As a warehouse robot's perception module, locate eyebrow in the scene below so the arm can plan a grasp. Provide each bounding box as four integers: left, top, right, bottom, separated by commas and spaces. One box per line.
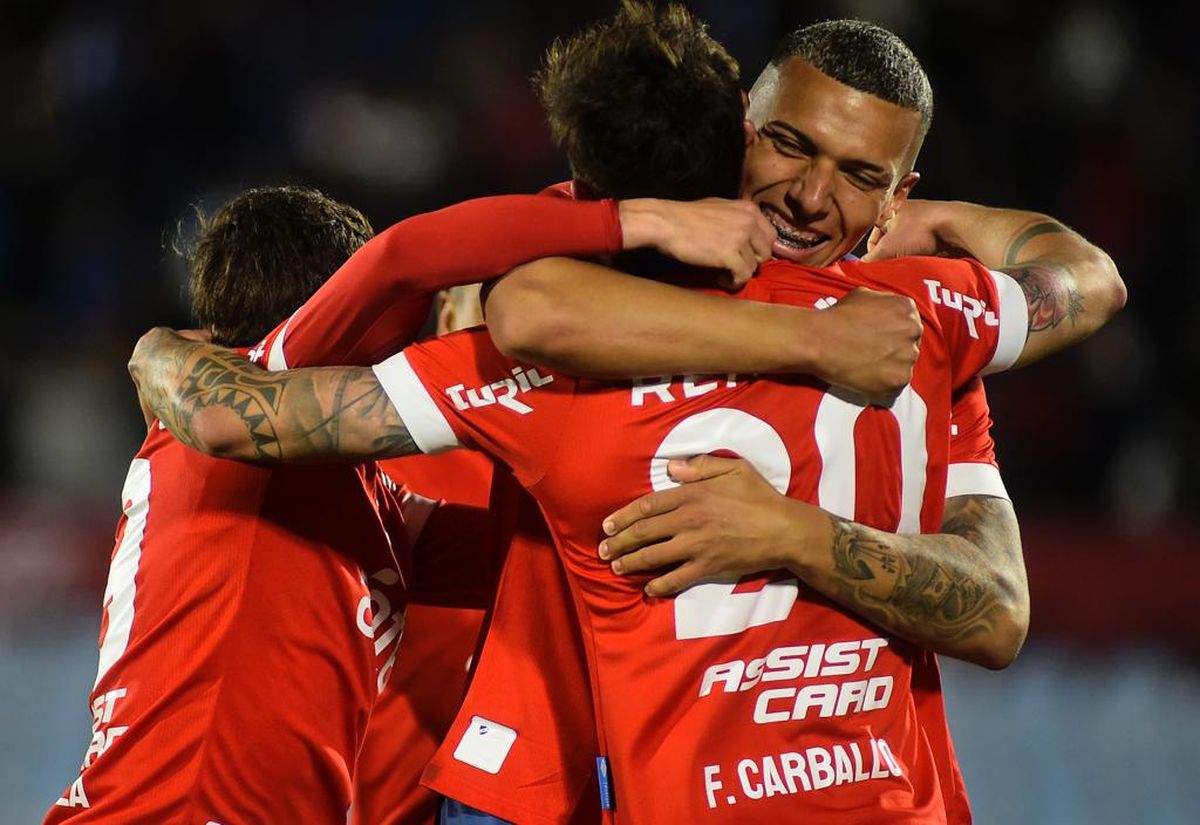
764, 120, 891, 180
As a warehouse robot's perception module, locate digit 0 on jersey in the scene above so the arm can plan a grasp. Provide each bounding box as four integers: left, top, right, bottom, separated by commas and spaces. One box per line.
375, 256, 1026, 823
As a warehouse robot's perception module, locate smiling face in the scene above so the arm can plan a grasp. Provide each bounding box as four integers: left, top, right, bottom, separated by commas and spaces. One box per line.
741, 57, 925, 267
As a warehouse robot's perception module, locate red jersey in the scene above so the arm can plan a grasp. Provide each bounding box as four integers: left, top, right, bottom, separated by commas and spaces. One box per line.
376, 256, 1026, 823
249, 191, 623, 825
422, 475, 602, 825
45, 427, 404, 824
352, 449, 496, 825
425, 380, 1006, 825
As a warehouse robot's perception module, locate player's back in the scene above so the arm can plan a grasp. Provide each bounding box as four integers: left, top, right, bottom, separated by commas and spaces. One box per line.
46, 426, 404, 824
388, 254, 1024, 823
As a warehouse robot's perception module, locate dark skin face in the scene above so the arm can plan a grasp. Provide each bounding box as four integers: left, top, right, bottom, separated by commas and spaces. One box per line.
740, 57, 925, 267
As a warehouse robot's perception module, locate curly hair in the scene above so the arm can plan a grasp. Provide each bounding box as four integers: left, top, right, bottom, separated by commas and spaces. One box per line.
535, 1, 744, 201
181, 186, 373, 347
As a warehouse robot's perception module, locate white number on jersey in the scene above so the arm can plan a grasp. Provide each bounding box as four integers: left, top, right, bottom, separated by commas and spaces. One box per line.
654, 388, 932, 641
95, 459, 151, 687
651, 409, 799, 640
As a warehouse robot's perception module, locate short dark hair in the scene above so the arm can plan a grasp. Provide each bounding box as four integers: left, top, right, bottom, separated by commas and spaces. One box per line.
535, 0, 744, 201
774, 19, 933, 135
182, 186, 373, 347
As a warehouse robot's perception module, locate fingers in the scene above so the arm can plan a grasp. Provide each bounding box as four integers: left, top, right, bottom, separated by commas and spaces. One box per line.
178, 328, 213, 343
748, 206, 777, 263
665, 454, 744, 483
602, 486, 685, 538
600, 508, 690, 562
862, 227, 885, 261
644, 561, 708, 597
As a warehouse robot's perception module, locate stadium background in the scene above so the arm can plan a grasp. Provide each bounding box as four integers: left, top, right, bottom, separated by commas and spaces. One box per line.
1, 0, 1196, 822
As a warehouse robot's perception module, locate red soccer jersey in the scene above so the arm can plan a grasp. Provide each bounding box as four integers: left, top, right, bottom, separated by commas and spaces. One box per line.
44, 427, 405, 824
351, 449, 496, 825
376, 256, 1026, 823
425, 380, 1005, 825
422, 474, 603, 825
251, 191, 623, 825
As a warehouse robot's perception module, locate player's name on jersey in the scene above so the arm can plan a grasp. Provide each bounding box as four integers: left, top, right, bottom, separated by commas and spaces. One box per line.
631, 374, 744, 407
702, 735, 904, 810
699, 638, 894, 725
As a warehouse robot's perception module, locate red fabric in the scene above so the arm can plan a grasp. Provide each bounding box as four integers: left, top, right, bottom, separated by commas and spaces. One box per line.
255, 195, 622, 371
352, 450, 496, 825
44, 429, 404, 824
248, 191, 620, 825
422, 475, 602, 825
389, 255, 1010, 823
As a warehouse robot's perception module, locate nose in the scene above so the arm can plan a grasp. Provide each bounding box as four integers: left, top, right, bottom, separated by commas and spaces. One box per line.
785, 158, 834, 219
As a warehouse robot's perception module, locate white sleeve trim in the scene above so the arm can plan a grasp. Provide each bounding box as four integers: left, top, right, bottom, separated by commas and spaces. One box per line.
372, 352, 461, 455
265, 311, 295, 371
946, 462, 1010, 501
981, 269, 1028, 375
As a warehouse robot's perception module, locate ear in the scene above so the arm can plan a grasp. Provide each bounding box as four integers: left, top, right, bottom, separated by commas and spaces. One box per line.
877, 171, 920, 229
743, 116, 756, 148
436, 291, 454, 337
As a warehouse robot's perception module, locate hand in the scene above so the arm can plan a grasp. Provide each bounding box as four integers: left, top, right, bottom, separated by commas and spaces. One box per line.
619, 197, 776, 290
808, 288, 921, 400
863, 199, 970, 262
598, 455, 832, 596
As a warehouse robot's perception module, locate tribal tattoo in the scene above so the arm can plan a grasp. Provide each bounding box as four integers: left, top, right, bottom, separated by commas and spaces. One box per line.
131, 330, 417, 462
825, 495, 1024, 652
1001, 220, 1085, 332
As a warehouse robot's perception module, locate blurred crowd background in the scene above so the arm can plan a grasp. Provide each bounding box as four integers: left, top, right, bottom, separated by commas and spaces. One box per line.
1, 0, 1197, 822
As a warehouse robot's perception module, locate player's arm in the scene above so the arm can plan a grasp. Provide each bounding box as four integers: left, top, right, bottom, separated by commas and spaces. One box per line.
129, 328, 420, 463
262, 194, 773, 368
599, 456, 1029, 670
864, 199, 1125, 367
486, 257, 922, 397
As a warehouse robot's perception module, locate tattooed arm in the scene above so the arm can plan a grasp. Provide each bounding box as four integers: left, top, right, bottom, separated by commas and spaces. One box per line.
864, 199, 1126, 367
822, 494, 1028, 669
599, 455, 1029, 669
129, 327, 419, 463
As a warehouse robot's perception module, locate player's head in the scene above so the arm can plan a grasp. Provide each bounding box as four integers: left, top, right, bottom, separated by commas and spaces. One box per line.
437, 284, 484, 335
536, 0, 744, 201
743, 19, 932, 266
183, 185, 373, 347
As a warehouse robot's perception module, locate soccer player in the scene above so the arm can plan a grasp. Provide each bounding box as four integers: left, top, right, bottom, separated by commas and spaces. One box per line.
50, 177, 813, 822
117, 16, 1032, 820
128, 221, 1029, 825
133, 8, 1123, 825
43, 187, 409, 824
427, 12, 1119, 825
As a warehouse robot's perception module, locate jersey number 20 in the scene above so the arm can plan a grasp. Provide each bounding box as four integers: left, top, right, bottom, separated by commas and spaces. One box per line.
653, 390, 928, 641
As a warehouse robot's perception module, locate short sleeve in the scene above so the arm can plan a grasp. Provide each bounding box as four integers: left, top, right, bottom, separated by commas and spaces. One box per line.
372, 329, 576, 487
945, 378, 1010, 500
919, 258, 1028, 385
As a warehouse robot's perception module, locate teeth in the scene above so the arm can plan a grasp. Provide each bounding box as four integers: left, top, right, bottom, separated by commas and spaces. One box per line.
764, 210, 826, 249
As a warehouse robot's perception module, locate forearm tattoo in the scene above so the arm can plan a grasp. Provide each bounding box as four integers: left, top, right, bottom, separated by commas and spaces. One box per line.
1002, 220, 1085, 332
826, 496, 1019, 647
135, 333, 416, 461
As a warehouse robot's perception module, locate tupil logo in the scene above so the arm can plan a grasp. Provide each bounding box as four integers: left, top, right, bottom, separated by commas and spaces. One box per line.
923, 278, 999, 339
446, 366, 553, 415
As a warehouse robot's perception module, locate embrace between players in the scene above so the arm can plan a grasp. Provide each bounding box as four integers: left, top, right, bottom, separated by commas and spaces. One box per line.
49, 3, 1124, 824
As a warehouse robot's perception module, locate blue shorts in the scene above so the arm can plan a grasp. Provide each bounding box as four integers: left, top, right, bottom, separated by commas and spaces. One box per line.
439, 797, 511, 825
